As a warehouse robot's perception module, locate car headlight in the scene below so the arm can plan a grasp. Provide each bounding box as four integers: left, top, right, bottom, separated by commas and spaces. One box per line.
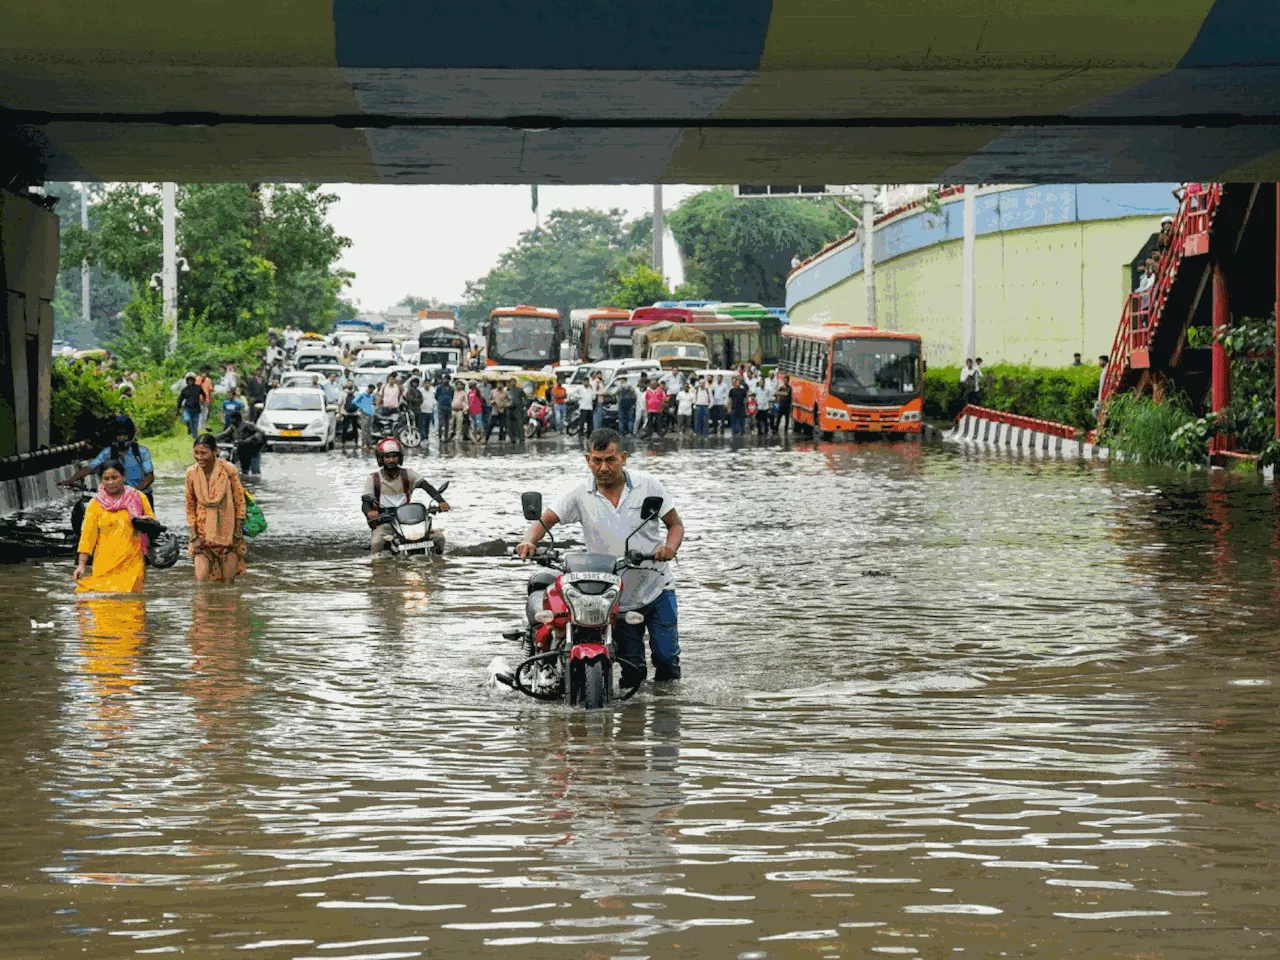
260, 421, 278, 434
309, 417, 327, 431
563, 587, 618, 627
901, 411, 921, 422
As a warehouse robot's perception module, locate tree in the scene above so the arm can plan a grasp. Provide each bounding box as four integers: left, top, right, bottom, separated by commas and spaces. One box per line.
397, 294, 450, 312
460, 208, 641, 331
668, 188, 850, 305
598, 262, 672, 310
60, 182, 353, 343
46, 182, 133, 346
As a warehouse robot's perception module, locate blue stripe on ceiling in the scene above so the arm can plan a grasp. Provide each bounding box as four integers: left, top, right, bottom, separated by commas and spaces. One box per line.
1178, 0, 1280, 67
333, 0, 774, 70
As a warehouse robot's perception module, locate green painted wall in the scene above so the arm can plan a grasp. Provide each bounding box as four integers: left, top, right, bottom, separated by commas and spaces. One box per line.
789, 215, 1162, 367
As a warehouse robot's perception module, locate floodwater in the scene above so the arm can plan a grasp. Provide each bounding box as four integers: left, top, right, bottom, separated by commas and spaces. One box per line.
2, 435, 1280, 960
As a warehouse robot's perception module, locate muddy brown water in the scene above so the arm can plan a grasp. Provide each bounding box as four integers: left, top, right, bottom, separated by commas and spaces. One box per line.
2, 436, 1279, 959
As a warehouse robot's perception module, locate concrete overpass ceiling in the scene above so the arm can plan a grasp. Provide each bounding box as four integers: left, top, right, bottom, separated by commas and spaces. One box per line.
3, 0, 1280, 183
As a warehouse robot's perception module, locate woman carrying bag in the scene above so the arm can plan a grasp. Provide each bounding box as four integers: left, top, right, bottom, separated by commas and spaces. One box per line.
74, 460, 160, 594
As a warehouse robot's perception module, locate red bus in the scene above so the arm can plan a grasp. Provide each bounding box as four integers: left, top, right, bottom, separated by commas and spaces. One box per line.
485, 305, 562, 369
779, 323, 924, 436
567, 307, 631, 364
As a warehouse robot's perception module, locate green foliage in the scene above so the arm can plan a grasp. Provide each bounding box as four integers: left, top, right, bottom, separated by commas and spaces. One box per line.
460, 208, 643, 332
64, 182, 352, 349
110, 287, 172, 369
598, 262, 672, 311
124, 375, 179, 438
50, 359, 120, 445
668, 188, 850, 305
1103, 391, 1203, 466
925, 364, 1101, 430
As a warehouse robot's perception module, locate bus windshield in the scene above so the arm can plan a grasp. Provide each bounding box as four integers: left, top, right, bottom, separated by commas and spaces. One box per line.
829, 338, 921, 406
420, 348, 460, 367
490, 315, 557, 365
587, 322, 612, 362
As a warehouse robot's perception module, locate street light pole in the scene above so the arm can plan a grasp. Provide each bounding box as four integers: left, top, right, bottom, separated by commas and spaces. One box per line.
962, 184, 977, 362
79, 183, 90, 332
863, 186, 876, 328
653, 183, 664, 282
162, 182, 178, 354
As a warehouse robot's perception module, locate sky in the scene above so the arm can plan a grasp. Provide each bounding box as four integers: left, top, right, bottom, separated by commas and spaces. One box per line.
326, 184, 709, 313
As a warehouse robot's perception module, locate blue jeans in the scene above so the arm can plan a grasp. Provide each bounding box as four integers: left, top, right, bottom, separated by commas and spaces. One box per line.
471, 413, 485, 436
616, 590, 680, 685
418, 409, 432, 438
618, 405, 635, 436
554, 403, 565, 430
730, 410, 746, 434
592, 405, 604, 430
183, 409, 200, 437
240, 448, 261, 475
693, 406, 709, 435
435, 407, 448, 435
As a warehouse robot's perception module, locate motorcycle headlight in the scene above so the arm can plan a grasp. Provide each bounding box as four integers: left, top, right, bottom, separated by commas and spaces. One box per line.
563, 587, 618, 627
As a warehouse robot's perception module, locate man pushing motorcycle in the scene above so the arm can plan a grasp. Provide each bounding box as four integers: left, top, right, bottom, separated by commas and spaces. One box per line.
517, 427, 685, 684
362, 438, 450, 554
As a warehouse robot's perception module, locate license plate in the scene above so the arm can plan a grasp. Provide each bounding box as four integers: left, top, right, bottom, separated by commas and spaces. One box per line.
280, 430, 302, 437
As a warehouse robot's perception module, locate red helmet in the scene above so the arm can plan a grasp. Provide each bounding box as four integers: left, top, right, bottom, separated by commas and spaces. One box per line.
375, 437, 403, 466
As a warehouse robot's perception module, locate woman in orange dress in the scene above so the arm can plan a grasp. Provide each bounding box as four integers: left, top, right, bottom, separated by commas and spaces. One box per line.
184, 433, 247, 583
74, 460, 157, 593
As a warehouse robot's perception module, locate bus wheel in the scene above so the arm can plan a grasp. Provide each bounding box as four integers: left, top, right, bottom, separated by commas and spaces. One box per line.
817, 407, 833, 442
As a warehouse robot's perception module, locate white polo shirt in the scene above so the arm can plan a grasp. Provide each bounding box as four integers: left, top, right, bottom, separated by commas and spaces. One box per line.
551, 469, 676, 610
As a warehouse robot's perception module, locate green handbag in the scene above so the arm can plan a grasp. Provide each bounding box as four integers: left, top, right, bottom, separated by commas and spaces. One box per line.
242, 491, 268, 538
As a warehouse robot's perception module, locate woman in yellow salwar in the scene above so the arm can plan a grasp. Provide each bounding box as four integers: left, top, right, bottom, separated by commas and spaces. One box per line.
185, 433, 247, 583
73, 460, 156, 593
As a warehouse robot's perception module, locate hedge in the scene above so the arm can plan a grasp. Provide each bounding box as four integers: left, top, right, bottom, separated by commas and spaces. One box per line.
924, 364, 1101, 431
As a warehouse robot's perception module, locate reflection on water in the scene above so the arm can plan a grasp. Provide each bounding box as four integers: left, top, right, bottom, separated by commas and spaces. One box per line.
1, 438, 1279, 958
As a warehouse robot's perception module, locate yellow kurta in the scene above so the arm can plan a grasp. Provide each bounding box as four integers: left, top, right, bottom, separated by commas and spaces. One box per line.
75, 496, 156, 594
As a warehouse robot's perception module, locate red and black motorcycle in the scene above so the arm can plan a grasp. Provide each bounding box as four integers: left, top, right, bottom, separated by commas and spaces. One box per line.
493, 491, 663, 709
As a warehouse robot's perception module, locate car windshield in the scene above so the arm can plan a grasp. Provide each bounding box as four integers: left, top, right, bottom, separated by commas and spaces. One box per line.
651, 343, 706, 359
266, 391, 325, 411
490, 315, 557, 365
420, 349, 459, 367
829, 338, 922, 406
356, 356, 397, 368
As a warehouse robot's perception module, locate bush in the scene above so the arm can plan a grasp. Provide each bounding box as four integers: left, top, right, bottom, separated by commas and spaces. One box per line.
124, 375, 178, 438
924, 363, 1101, 430
1101, 390, 1202, 465
51, 359, 120, 446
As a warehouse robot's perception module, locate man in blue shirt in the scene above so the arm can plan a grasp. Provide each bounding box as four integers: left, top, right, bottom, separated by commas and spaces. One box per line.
60, 415, 156, 505
353, 384, 377, 448
434, 378, 454, 440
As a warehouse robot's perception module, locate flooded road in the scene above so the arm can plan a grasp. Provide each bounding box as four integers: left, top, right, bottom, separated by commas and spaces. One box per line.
3, 436, 1280, 959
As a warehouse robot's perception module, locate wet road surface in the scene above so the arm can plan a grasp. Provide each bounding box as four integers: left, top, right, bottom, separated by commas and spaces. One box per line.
2, 435, 1280, 959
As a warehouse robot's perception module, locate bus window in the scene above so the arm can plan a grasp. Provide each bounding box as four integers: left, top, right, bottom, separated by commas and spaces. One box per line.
828, 338, 922, 404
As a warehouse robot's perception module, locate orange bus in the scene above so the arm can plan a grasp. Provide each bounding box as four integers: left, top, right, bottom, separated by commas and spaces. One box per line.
779, 323, 924, 437
485, 305, 562, 369
567, 307, 631, 364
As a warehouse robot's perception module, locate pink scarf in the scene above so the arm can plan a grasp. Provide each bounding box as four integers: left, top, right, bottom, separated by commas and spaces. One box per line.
95, 485, 150, 553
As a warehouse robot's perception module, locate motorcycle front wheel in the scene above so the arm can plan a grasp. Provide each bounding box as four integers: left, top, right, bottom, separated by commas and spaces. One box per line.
399, 425, 422, 448
583, 657, 609, 710
524, 420, 537, 439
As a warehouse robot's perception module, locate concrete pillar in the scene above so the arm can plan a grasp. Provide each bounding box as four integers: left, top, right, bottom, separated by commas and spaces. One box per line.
962, 185, 977, 362
652, 183, 664, 281
1275, 184, 1279, 441
863, 190, 876, 328
0, 189, 59, 457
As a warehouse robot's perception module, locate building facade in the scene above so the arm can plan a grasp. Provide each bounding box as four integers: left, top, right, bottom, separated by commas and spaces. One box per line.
785, 184, 1178, 367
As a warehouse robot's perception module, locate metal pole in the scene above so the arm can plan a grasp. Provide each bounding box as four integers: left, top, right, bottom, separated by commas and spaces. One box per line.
1212, 261, 1230, 454
962, 185, 977, 362
863, 188, 876, 327
162, 182, 177, 354
79, 183, 90, 333
1275, 183, 1279, 441
652, 183, 664, 281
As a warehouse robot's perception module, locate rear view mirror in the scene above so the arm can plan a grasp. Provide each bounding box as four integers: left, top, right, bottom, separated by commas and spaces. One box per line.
640, 495, 663, 521
521, 491, 543, 522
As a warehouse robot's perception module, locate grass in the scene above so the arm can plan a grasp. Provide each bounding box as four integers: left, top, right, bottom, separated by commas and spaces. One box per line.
925, 363, 1101, 430
1098, 391, 1200, 465
140, 423, 195, 474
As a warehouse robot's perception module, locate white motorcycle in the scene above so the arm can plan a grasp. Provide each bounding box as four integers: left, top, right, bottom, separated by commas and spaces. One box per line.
371, 481, 449, 556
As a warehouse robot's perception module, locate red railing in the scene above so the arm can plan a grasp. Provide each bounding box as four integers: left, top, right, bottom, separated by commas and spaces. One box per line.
955, 404, 1079, 439
1098, 183, 1222, 413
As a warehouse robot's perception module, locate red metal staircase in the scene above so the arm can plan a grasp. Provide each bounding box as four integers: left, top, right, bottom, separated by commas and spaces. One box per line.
1097, 184, 1222, 418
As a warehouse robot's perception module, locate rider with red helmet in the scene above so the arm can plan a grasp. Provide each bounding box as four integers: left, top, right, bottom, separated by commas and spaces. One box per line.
361, 438, 450, 554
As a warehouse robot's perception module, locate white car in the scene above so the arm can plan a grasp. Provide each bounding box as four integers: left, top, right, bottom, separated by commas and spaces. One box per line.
257, 388, 335, 451
352, 350, 400, 371
589, 358, 663, 392
295, 346, 343, 370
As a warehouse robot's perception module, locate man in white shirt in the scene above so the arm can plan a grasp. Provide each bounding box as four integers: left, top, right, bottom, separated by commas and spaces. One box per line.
517, 427, 685, 685
711, 374, 730, 432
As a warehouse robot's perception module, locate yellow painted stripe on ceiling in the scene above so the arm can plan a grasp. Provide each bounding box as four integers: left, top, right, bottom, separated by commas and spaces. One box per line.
0, 0, 339, 65
38, 124, 379, 183
756, 0, 1216, 71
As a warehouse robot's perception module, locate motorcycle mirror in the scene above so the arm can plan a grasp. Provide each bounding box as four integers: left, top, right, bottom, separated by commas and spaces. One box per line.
521, 491, 543, 522
640, 495, 663, 521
